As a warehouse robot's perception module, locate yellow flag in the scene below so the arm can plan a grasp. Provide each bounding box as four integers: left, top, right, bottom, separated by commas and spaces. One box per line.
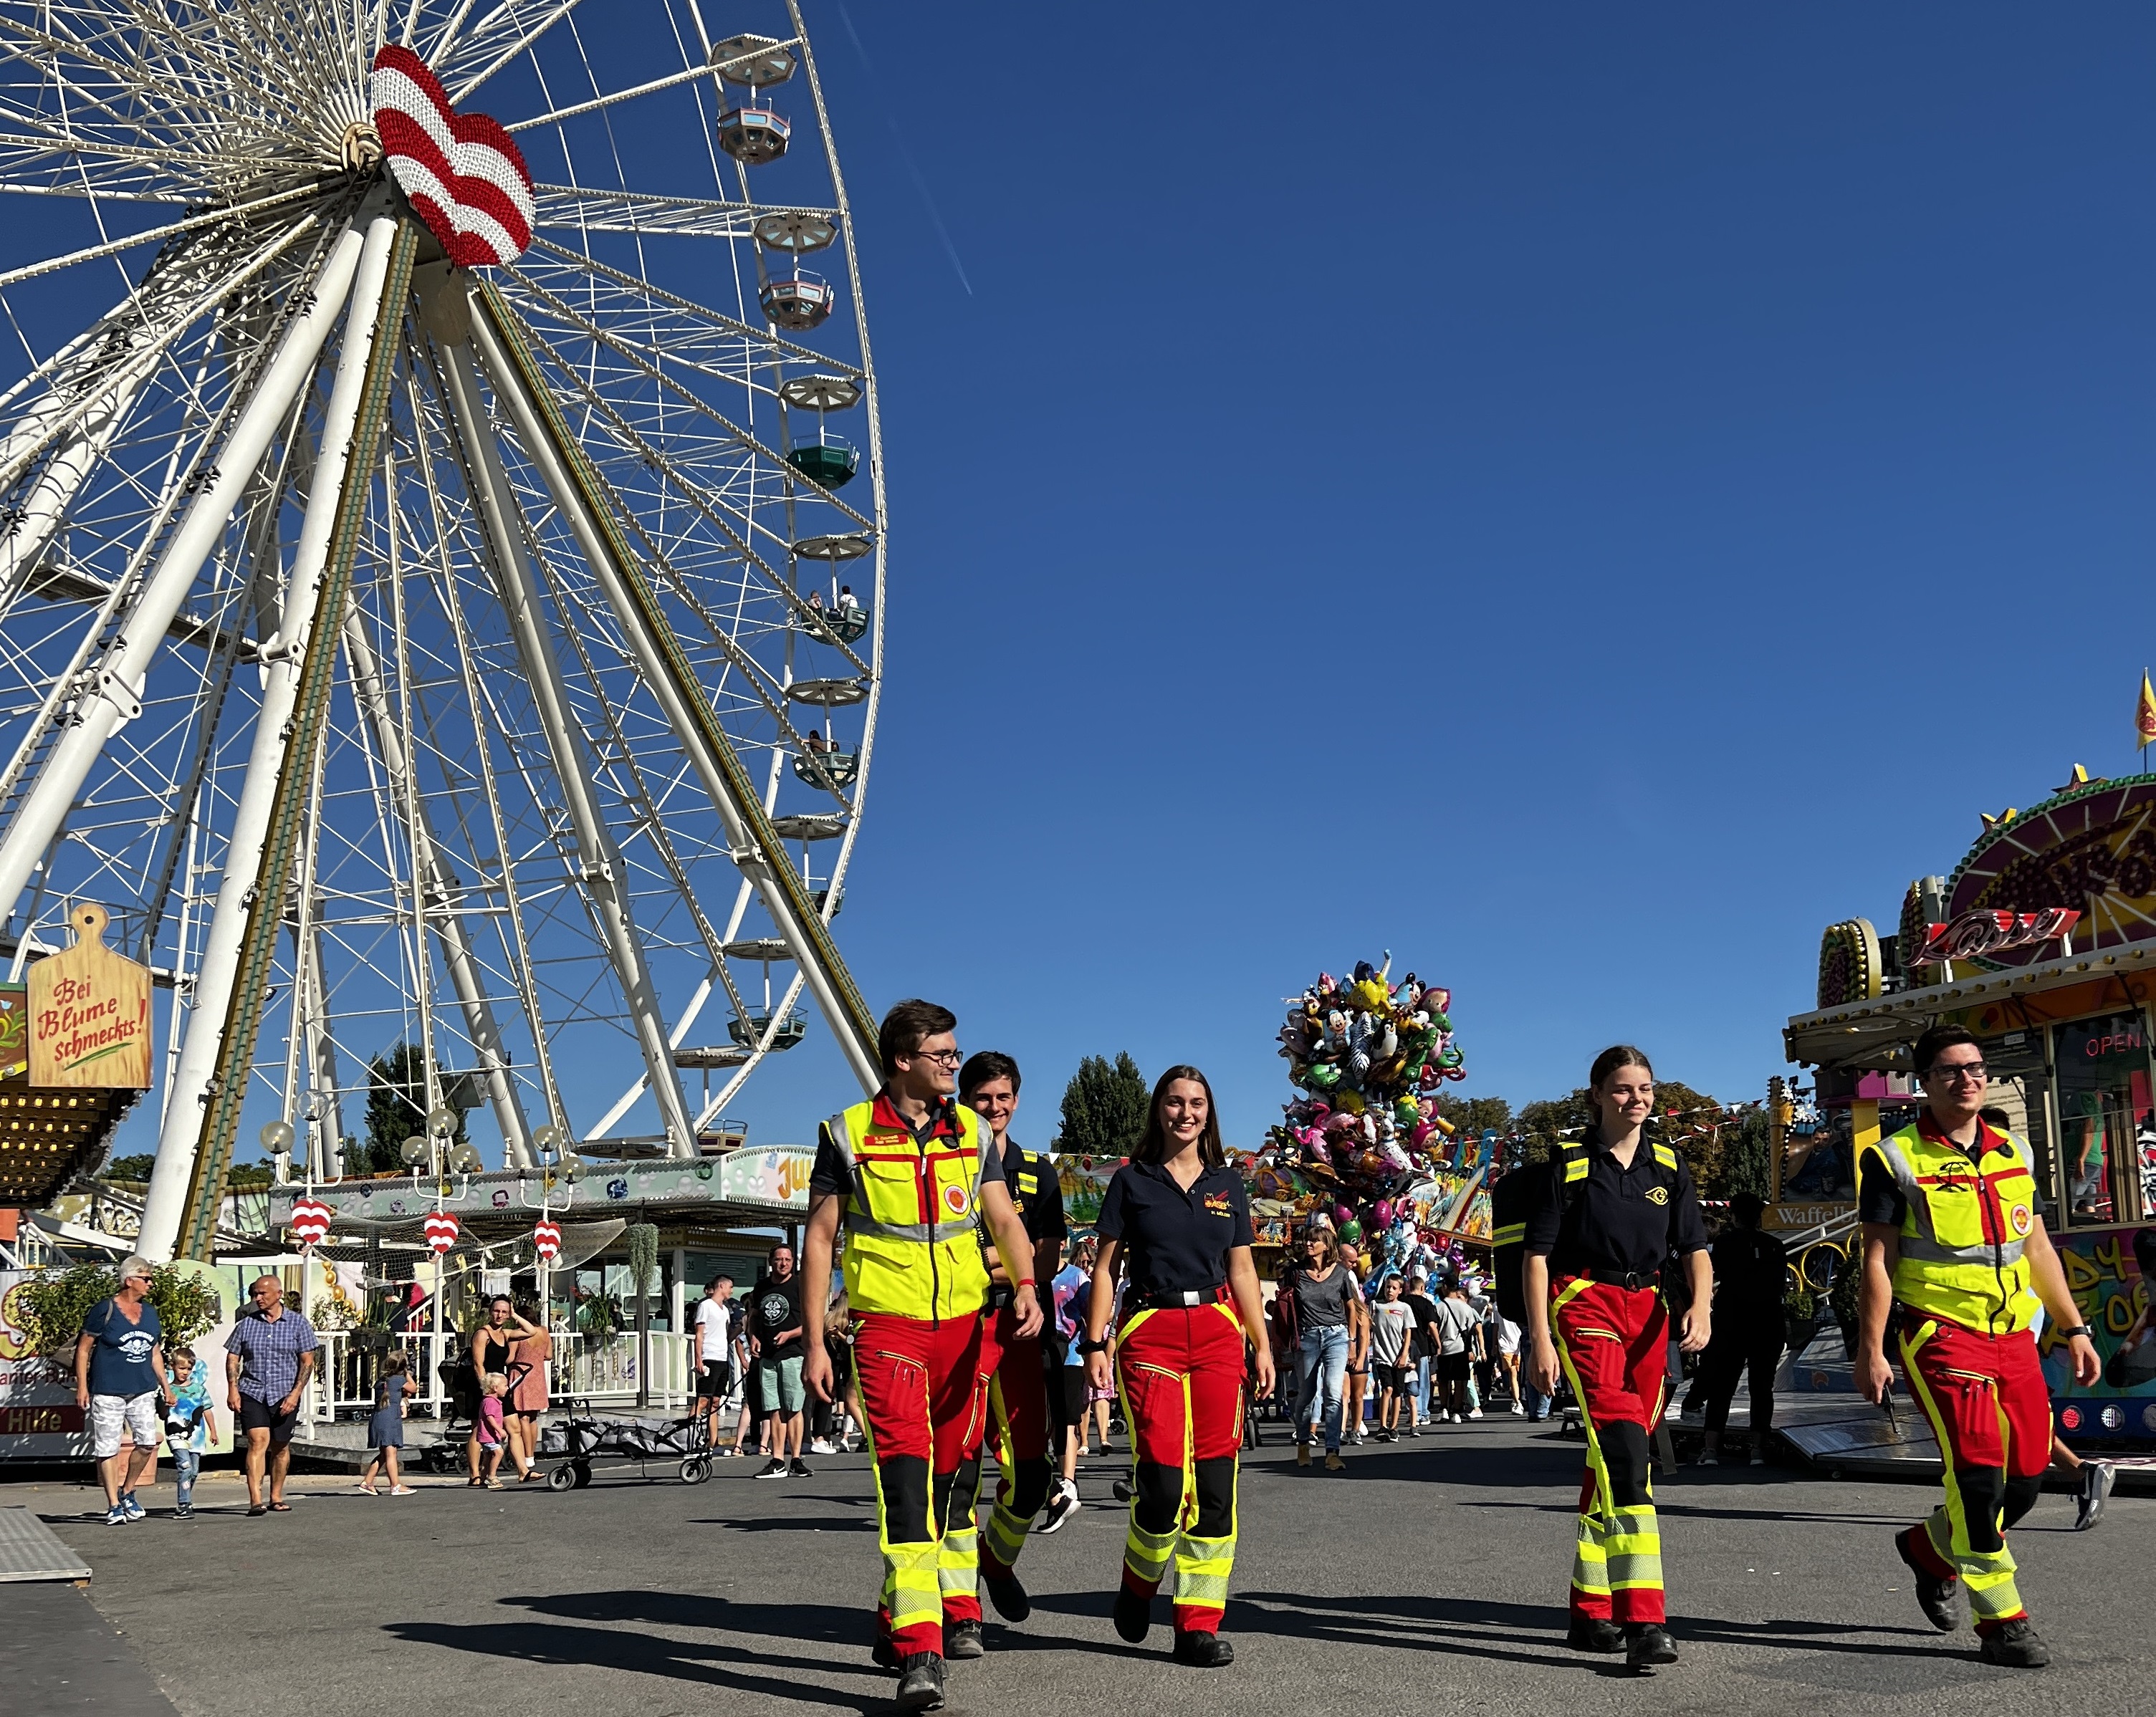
2140, 670, 2156, 751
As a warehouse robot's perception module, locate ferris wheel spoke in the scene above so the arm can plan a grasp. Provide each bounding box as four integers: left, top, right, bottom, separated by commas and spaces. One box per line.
439, 0, 588, 105
528, 184, 828, 241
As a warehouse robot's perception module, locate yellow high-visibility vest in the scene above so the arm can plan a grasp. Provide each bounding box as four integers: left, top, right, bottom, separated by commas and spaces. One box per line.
1859, 1120, 2041, 1334
824, 1097, 992, 1321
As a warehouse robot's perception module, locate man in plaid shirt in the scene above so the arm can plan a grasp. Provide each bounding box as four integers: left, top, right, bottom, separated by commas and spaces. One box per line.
224, 1276, 318, 1516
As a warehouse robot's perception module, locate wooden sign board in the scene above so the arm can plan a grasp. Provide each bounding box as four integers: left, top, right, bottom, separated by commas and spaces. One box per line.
28, 903, 152, 1087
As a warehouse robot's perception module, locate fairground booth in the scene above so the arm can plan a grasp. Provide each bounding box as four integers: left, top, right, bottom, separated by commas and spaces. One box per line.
1783, 766, 2156, 1446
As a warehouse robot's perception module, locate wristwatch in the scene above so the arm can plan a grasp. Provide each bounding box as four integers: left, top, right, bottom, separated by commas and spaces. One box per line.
1078, 1336, 1108, 1355
2060, 1324, 2094, 1341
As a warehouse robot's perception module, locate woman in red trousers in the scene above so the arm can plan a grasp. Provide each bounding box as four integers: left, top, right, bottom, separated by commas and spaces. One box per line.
1084, 1065, 1274, 1668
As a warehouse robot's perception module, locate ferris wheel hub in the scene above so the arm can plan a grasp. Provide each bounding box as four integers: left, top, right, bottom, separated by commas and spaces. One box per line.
341, 122, 384, 174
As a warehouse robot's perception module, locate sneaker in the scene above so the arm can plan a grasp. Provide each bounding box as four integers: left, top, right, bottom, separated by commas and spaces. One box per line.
1748, 1447, 1766, 1468
1374, 1428, 1396, 1443
103, 1505, 128, 1527
1467, 1408, 1485, 1420
1113, 1585, 1152, 1643
944, 1618, 984, 1659
1566, 1615, 1624, 1653
1111, 1477, 1134, 1504
1296, 1443, 1311, 1468
788, 1458, 813, 1478
120, 1493, 145, 1522
808, 1438, 835, 1455
753, 1458, 788, 1479
1325, 1451, 1345, 1471
1977, 1618, 2051, 1668
1895, 1527, 1963, 1632
1696, 1451, 1720, 1467
1510, 1402, 1526, 1416
1680, 1399, 1706, 1420
1038, 1481, 1078, 1535
2074, 1461, 2116, 1531
1405, 1423, 1421, 1438
173, 1504, 194, 1520
982, 1567, 1030, 1621
894, 1651, 947, 1711
1172, 1630, 1235, 1668
1625, 1622, 1678, 1667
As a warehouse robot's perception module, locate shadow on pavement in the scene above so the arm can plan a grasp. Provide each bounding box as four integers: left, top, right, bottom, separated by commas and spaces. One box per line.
1231, 1589, 1953, 1665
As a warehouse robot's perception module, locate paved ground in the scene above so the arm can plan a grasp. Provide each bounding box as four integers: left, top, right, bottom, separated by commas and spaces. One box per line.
5, 1419, 2146, 1717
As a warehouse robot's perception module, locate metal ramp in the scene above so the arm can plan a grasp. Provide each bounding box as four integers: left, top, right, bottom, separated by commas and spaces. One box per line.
0, 1506, 92, 1582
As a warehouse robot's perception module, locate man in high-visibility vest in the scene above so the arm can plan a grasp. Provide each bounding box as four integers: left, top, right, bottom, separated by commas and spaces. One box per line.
1856, 1023, 2102, 1670
803, 1000, 1043, 1713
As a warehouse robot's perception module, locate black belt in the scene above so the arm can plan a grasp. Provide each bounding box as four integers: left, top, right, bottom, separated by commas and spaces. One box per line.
1126, 1285, 1230, 1314
1574, 1267, 1661, 1292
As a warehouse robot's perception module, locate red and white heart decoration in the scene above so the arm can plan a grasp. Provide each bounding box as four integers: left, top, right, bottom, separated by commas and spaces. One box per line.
423, 1211, 461, 1254
532, 1219, 562, 1261
289, 1197, 332, 1247
368, 44, 536, 269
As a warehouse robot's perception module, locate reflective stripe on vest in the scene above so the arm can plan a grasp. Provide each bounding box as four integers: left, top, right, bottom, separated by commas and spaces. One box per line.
824, 1107, 981, 1244
1862, 1122, 2038, 1334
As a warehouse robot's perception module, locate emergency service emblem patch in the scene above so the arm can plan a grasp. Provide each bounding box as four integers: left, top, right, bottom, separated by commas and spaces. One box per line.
942, 1182, 969, 1217
2011, 1203, 2033, 1236
1204, 1193, 1232, 1216
1644, 1185, 1669, 1206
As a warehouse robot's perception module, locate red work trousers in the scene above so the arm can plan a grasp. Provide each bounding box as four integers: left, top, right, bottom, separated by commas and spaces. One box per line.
1117, 1299, 1247, 1637
978, 1300, 1052, 1580
1894, 1314, 2050, 1630
1550, 1276, 1668, 1625
854, 1309, 1002, 1657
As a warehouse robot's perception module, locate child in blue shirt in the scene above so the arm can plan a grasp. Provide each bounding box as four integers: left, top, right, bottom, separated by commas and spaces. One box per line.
163, 1346, 217, 1519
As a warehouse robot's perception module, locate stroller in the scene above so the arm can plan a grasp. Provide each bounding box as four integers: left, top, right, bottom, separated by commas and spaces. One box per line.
417, 1350, 481, 1474
541, 1395, 716, 1489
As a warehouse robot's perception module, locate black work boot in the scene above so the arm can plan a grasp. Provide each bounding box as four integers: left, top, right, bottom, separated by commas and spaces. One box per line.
1566, 1615, 1624, 1653
894, 1653, 947, 1711
1895, 1526, 1963, 1633
982, 1567, 1030, 1622
1113, 1584, 1153, 1643
1978, 1619, 2051, 1669
1172, 1630, 1235, 1667
1624, 1622, 1678, 1668
943, 1618, 984, 1659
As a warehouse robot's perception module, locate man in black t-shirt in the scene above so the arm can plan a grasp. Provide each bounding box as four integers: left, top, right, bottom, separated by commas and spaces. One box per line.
1688, 1193, 1788, 1465
748, 1246, 808, 1478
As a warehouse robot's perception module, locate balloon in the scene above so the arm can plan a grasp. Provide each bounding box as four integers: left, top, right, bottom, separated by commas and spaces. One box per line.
1372, 1198, 1394, 1228
1333, 1204, 1354, 1227
1339, 1218, 1363, 1243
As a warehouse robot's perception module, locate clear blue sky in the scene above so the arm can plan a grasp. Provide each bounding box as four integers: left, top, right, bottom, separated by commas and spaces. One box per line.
42, 4, 2156, 1165
722, 1, 2156, 1150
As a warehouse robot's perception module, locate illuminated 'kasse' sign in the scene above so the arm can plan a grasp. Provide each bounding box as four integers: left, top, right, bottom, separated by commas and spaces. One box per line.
1913, 908, 2083, 966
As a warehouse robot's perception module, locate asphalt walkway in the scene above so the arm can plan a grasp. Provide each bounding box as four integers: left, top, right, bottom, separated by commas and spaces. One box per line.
7, 1420, 2144, 1716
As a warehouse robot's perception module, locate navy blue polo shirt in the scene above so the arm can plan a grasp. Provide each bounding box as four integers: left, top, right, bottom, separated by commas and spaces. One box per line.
1523, 1129, 1708, 1279
1097, 1158, 1253, 1297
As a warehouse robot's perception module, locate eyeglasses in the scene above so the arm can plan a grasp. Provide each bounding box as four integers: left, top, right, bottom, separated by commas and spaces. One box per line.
905, 1049, 962, 1068
1926, 1062, 1988, 1086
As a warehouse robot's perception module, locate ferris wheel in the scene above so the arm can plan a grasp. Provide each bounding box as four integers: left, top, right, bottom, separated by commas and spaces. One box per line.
0, 0, 889, 1259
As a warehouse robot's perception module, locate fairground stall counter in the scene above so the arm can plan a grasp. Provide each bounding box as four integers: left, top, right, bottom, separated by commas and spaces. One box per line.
1784, 768, 2156, 1447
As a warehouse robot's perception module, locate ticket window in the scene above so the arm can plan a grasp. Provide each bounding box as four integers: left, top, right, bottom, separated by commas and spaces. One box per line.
2051, 1012, 2155, 1226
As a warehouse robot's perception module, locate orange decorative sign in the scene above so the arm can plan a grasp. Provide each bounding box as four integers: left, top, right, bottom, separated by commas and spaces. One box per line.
28, 903, 151, 1087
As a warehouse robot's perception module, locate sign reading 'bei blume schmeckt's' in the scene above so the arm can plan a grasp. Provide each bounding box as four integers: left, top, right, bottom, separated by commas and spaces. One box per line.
28, 903, 150, 1087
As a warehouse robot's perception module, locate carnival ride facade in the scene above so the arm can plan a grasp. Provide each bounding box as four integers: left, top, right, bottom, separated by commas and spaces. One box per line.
1251, 954, 1494, 1285
0, 0, 888, 1259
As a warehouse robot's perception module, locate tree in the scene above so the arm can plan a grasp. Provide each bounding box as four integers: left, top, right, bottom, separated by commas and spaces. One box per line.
1515, 1078, 1728, 1185
1718, 1109, 1773, 1203
1429, 1094, 1514, 1139
100, 1152, 159, 1185
360, 1042, 466, 1174
15, 1261, 221, 1361
1055, 1053, 1149, 1159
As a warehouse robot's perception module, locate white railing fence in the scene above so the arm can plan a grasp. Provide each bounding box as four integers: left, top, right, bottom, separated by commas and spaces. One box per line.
308, 1328, 696, 1422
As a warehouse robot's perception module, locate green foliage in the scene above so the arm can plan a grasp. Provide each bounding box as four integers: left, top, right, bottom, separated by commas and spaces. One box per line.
1719, 1110, 1773, 1202
1429, 1094, 1514, 1138
15, 1262, 221, 1361
575, 1289, 622, 1337
361, 1042, 466, 1174
100, 1152, 159, 1185
226, 1162, 274, 1188
1518, 1088, 1593, 1150
1515, 1078, 1730, 1187
1055, 1052, 1149, 1159
626, 1224, 660, 1304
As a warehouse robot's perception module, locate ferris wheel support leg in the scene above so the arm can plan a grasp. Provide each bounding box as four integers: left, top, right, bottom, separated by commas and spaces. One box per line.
0, 215, 373, 928
465, 288, 883, 1097
427, 324, 700, 1159
138, 207, 407, 1264
341, 602, 536, 1168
